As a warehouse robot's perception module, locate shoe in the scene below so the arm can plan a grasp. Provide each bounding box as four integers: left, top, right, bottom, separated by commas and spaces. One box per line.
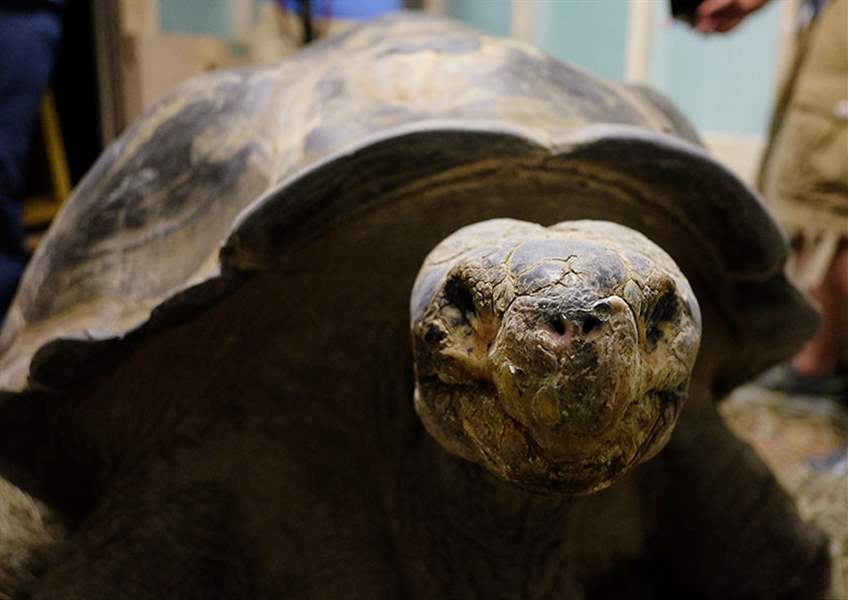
808, 445, 848, 475
757, 364, 848, 401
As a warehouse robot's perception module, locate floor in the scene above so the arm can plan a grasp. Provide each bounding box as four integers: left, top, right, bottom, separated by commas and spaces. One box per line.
721, 384, 848, 599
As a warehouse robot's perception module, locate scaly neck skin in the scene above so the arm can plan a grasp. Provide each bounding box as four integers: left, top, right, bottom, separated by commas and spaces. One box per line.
396, 433, 585, 599
687, 293, 728, 409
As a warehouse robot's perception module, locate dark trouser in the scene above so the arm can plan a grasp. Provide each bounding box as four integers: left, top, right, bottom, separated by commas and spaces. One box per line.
0, 3, 63, 317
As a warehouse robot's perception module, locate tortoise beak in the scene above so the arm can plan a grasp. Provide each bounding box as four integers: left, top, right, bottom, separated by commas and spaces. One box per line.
488, 293, 641, 457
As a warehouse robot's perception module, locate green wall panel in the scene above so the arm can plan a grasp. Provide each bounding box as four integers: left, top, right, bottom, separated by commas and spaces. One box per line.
649, 1, 782, 135
445, 0, 512, 36
534, 0, 629, 80
160, 0, 233, 37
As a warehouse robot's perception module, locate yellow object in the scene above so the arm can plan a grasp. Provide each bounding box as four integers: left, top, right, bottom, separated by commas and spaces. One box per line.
23, 90, 71, 228
41, 90, 71, 202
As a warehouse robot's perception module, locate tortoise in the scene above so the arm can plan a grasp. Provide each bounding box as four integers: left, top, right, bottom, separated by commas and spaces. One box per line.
0, 13, 831, 600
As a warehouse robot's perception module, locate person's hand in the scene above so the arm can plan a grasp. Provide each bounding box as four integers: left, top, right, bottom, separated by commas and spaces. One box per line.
694, 0, 771, 33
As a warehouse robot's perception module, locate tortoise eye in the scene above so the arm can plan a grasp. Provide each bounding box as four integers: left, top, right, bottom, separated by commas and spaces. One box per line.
444, 276, 476, 317
646, 289, 678, 349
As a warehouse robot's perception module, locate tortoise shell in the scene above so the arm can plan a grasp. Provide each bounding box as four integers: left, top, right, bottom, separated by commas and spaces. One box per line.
0, 13, 813, 396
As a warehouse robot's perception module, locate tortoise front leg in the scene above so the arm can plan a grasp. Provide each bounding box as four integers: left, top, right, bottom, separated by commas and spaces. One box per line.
0, 390, 72, 599
27, 423, 409, 600
648, 390, 830, 600
30, 469, 255, 600
0, 477, 66, 599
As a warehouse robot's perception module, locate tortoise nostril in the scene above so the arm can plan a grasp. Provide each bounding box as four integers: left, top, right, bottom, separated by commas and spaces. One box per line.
592, 300, 611, 315
549, 316, 567, 336
582, 315, 602, 335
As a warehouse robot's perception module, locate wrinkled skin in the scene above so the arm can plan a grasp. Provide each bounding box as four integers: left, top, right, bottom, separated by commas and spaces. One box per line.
0, 218, 829, 600
412, 219, 701, 494
0, 10, 829, 597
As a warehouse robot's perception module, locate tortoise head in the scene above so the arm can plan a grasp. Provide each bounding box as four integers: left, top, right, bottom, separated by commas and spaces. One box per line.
411, 219, 701, 494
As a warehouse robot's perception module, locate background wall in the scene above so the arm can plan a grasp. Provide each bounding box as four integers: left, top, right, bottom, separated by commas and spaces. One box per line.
444, 0, 511, 35
529, 1, 631, 80
440, 0, 795, 183
647, 0, 784, 181
122, 0, 792, 183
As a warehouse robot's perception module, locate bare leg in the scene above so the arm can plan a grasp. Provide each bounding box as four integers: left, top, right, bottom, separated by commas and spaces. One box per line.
792, 246, 848, 376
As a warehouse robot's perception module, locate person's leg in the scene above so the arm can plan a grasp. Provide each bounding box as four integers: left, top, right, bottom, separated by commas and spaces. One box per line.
791, 245, 848, 377
0, 4, 64, 318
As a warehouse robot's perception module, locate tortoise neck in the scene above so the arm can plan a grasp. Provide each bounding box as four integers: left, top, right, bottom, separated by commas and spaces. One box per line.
689, 295, 729, 402
432, 444, 579, 536
395, 435, 582, 597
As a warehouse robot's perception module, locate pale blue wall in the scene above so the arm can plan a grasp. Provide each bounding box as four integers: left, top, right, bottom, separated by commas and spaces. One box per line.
159, 0, 782, 136
648, 0, 782, 135
534, 0, 629, 80
442, 0, 782, 136
160, 0, 233, 37
444, 0, 511, 36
